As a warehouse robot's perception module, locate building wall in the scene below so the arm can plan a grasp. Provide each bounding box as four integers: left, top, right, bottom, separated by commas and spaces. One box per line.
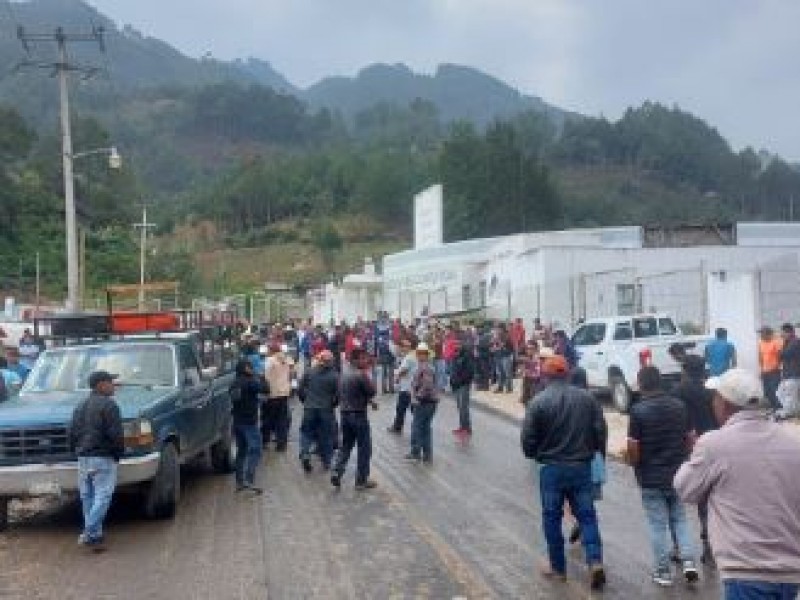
380, 225, 800, 332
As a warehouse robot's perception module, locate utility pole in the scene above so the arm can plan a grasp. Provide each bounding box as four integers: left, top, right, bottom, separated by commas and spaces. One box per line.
134, 206, 156, 310
15, 26, 105, 312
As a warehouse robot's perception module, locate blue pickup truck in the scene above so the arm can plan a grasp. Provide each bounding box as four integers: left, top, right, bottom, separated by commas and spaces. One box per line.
0, 322, 239, 530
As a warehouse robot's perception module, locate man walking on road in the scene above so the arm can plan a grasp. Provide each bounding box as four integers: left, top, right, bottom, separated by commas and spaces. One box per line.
675, 368, 800, 600
331, 348, 379, 490
230, 360, 267, 494
626, 366, 699, 587
520, 355, 607, 590
449, 337, 475, 439
297, 350, 340, 473
263, 345, 293, 451
406, 343, 439, 464
69, 371, 124, 551
387, 340, 416, 434
671, 357, 718, 564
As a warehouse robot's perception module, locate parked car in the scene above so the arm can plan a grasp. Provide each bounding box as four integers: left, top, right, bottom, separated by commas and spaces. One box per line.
571, 313, 707, 412
0, 315, 239, 530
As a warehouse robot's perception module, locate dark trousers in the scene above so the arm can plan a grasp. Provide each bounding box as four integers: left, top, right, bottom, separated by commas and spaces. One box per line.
380, 362, 395, 393
724, 580, 799, 600
299, 407, 334, 468
475, 357, 492, 390
261, 398, 289, 448
335, 411, 372, 484
540, 462, 603, 574
762, 370, 781, 410
233, 422, 262, 486
391, 391, 412, 431
410, 402, 437, 460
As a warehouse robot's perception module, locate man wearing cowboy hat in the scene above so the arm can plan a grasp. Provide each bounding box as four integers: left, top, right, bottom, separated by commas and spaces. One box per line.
297, 349, 340, 473
675, 368, 800, 599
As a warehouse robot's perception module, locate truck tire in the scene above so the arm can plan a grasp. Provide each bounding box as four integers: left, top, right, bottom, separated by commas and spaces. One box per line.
144, 443, 180, 519
210, 422, 234, 474
611, 378, 632, 413
0, 497, 9, 531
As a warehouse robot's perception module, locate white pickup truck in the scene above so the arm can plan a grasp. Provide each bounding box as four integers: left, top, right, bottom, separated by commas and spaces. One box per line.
571, 314, 707, 413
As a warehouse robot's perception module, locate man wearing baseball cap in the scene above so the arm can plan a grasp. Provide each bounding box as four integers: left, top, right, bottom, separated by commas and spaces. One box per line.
69, 371, 124, 552
521, 355, 608, 591
675, 368, 800, 599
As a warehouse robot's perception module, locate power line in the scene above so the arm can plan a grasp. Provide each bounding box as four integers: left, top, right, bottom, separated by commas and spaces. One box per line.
14, 24, 106, 311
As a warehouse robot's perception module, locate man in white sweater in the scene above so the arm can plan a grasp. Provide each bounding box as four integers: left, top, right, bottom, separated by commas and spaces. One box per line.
674, 368, 800, 600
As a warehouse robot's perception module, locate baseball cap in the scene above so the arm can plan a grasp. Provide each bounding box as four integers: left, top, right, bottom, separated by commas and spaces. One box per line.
88, 370, 118, 388
416, 342, 430, 353
542, 355, 569, 377
539, 346, 556, 359
705, 368, 765, 409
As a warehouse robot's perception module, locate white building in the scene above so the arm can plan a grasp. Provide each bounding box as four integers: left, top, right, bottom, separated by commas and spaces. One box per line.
311, 258, 383, 325
381, 223, 800, 335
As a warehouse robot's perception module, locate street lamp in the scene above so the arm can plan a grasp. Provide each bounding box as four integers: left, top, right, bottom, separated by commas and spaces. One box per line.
63, 145, 121, 311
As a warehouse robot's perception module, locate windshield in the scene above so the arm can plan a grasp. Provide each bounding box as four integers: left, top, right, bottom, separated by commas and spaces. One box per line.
22, 343, 176, 393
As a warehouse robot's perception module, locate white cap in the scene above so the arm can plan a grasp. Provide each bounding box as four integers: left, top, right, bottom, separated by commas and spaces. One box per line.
705, 368, 765, 410
416, 342, 430, 353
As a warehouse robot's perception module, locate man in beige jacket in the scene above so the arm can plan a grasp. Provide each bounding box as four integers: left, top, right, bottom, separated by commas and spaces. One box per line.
674, 368, 800, 600
263, 345, 294, 451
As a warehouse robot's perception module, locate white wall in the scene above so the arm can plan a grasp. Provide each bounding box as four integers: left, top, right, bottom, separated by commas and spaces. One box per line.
707, 272, 759, 372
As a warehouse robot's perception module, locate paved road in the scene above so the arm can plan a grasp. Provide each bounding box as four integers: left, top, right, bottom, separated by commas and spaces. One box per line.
0, 395, 721, 599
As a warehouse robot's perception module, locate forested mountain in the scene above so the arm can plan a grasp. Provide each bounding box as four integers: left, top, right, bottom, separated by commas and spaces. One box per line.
1, 0, 799, 299
305, 63, 569, 127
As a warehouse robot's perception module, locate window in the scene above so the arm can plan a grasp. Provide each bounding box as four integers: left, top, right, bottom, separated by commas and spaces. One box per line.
478, 280, 487, 307
616, 284, 642, 316
572, 323, 607, 346
613, 322, 633, 341
633, 317, 658, 338
462, 284, 472, 310
658, 318, 678, 336
178, 343, 202, 387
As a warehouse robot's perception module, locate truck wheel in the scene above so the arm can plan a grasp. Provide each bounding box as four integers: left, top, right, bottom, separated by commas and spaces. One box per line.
210, 423, 235, 474
144, 443, 180, 519
611, 378, 632, 413
0, 497, 9, 531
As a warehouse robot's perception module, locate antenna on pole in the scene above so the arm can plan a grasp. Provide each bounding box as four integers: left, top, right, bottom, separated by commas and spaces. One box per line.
134, 205, 157, 311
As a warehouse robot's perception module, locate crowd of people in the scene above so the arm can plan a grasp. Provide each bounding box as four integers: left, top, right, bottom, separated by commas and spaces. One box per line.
5, 310, 797, 597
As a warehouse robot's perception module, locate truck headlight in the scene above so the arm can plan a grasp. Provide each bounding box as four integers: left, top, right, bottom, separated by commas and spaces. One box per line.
123, 419, 155, 449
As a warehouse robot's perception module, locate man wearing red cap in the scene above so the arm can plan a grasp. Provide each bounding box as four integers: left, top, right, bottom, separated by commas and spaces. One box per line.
521, 355, 608, 591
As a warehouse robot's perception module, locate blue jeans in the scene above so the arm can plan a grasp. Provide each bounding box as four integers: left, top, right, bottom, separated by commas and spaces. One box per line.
391, 391, 412, 431
410, 402, 437, 460
78, 456, 117, 541
640, 488, 696, 571
724, 580, 800, 600
454, 384, 471, 432
299, 407, 334, 467
233, 422, 262, 486
335, 412, 372, 484
497, 355, 514, 392
539, 462, 603, 574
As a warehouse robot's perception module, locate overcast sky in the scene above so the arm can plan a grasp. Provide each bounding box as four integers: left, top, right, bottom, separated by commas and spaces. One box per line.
85, 0, 799, 160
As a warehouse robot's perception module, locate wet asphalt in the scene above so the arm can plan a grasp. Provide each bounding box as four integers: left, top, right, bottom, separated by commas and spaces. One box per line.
0, 393, 723, 599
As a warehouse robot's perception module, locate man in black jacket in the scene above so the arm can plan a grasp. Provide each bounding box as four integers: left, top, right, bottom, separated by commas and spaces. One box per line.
331, 348, 378, 490
520, 355, 607, 590
70, 371, 125, 551
298, 350, 340, 473
450, 338, 475, 438
231, 359, 268, 494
